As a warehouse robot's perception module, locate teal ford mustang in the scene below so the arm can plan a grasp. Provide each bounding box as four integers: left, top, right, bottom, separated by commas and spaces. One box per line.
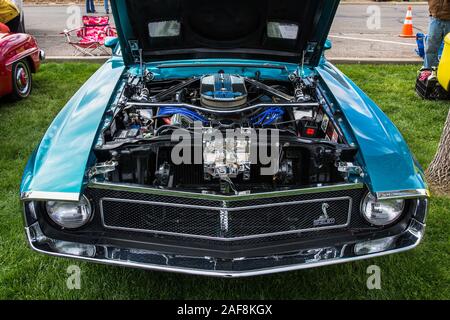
20, 0, 429, 277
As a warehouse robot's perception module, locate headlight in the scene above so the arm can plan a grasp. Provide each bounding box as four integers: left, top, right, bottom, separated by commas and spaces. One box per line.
361, 193, 405, 226
46, 195, 93, 229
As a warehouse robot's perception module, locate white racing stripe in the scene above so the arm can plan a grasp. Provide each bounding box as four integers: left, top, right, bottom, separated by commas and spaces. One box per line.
329, 35, 417, 47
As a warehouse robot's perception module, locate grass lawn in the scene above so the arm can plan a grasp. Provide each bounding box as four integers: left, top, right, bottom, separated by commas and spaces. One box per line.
0, 63, 449, 300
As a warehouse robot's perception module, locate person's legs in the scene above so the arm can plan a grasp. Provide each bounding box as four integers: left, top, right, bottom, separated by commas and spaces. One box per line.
425, 17, 445, 69
443, 20, 450, 40
87, 0, 96, 13
5, 15, 21, 33
104, 0, 109, 14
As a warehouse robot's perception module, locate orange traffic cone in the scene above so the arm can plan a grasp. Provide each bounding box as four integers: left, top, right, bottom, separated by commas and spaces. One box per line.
399, 6, 415, 38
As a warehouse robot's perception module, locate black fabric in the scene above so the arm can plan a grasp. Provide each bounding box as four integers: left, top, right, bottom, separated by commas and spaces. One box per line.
416, 74, 450, 100
5, 15, 20, 33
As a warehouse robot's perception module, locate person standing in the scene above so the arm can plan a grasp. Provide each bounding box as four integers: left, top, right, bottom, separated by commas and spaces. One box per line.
104, 0, 109, 14
424, 0, 450, 70
86, 0, 96, 14
0, 0, 20, 32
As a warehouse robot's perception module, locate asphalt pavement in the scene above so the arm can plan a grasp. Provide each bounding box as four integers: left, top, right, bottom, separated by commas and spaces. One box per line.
23, 3, 430, 60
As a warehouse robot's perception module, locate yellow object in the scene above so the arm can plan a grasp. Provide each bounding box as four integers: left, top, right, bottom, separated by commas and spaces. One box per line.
438, 33, 450, 92
0, 0, 19, 24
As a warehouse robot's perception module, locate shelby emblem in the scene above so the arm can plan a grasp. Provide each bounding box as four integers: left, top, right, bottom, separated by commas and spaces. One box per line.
313, 203, 336, 227
220, 201, 229, 235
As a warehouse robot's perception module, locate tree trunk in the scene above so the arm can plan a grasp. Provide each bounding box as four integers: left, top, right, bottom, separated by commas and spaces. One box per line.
426, 109, 450, 193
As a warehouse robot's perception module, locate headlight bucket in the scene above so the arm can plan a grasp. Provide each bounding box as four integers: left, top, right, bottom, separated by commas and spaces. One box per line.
361, 193, 405, 226
46, 195, 93, 229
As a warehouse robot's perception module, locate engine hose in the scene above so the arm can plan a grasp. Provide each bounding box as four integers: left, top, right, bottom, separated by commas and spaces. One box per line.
158, 107, 208, 125
251, 107, 285, 126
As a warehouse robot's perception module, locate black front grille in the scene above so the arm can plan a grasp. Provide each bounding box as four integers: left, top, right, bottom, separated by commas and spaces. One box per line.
101, 200, 221, 237
100, 197, 351, 239
87, 185, 370, 241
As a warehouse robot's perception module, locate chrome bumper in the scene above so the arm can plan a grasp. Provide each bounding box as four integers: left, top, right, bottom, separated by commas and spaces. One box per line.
25, 219, 425, 278
39, 50, 45, 61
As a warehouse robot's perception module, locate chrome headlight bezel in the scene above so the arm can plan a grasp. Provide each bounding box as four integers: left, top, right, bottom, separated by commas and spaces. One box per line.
360, 193, 405, 226
45, 195, 93, 229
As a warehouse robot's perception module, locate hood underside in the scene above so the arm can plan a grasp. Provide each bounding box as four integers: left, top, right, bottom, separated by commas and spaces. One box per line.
111, 0, 340, 66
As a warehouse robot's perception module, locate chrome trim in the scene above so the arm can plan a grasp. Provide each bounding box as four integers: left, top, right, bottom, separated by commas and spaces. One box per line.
99, 196, 352, 241
39, 50, 45, 61
89, 182, 365, 201
5, 48, 39, 67
126, 102, 319, 115
28, 202, 37, 220
24, 219, 425, 278
20, 191, 80, 202
376, 189, 429, 200
20, 182, 364, 203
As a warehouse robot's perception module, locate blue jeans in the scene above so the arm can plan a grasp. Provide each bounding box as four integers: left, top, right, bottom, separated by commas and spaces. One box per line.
86, 0, 95, 13
424, 17, 450, 69
104, 0, 109, 13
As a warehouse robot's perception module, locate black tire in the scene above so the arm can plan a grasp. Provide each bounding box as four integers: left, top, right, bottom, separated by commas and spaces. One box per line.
10, 60, 32, 101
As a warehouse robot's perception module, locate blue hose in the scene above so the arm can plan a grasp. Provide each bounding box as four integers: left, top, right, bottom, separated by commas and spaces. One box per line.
158, 107, 208, 125
158, 107, 283, 127
250, 107, 285, 126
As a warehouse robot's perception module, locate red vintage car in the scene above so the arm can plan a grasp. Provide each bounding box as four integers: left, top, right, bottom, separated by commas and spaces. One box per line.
0, 22, 44, 100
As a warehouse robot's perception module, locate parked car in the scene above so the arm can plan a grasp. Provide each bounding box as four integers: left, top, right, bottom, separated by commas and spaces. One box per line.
20, 0, 429, 278
0, 22, 43, 100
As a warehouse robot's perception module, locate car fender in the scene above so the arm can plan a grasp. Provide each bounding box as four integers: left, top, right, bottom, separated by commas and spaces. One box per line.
0, 33, 39, 68
0, 33, 41, 97
20, 59, 126, 201
316, 61, 427, 194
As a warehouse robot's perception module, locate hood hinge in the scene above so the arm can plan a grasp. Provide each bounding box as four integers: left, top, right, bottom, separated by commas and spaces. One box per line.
306, 42, 318, 53
128, 40, 141, 63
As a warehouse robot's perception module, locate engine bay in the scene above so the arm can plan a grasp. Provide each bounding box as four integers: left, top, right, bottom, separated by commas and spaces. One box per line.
92, 69, 360, 194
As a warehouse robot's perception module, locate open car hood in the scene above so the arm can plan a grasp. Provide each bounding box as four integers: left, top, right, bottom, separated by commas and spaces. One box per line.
111, 0, 340, 66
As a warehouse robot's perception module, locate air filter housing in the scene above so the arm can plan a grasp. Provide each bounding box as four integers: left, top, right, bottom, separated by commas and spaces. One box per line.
200, 73, 247, 108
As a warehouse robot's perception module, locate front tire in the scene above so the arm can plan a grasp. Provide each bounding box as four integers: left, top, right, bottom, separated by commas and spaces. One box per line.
10, 60, 32, 100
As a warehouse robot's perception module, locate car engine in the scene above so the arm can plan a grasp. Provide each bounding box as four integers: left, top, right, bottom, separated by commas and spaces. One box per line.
92, 70, 359, 194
